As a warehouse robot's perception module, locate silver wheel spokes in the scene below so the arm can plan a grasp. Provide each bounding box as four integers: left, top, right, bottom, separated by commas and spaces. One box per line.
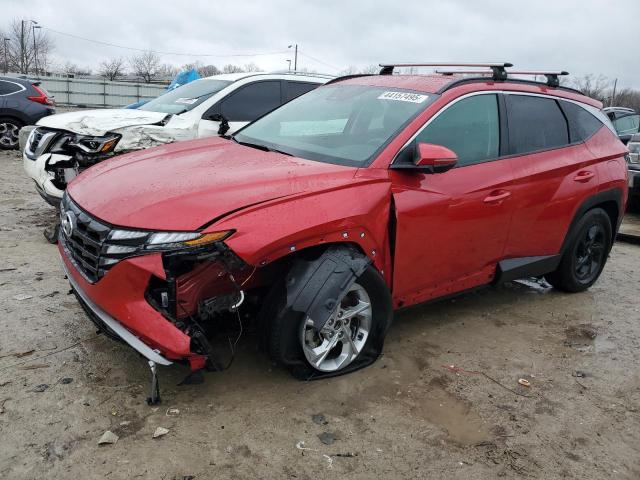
0, 123, 19, 147
301, 283, 372, 372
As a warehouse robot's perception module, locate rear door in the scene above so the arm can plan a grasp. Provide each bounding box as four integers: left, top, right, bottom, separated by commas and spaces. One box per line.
502, 94, 600, 258
391, 93, 516, 305
284, 81, 319, 102
201, 80, 283, 135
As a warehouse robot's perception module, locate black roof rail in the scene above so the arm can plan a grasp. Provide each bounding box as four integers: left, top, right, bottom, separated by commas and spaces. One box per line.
504, 70, 569, 87
435, 69, 569, 87
379, 62, 513, 80
324, 73, 375, 85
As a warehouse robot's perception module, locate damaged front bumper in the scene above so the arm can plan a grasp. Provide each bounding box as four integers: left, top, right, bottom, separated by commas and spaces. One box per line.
61, 258, 172, 366
23, 152, 69, 205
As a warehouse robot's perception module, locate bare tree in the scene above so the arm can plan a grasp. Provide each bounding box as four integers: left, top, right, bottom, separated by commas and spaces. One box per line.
157, 63, 178, 78
5, 19, 54, 74
613, 88, 640, 112
99, 57, 126, 81
130, 50, 162, 83
570, 74, 611, 103
338, 66, 357, 76
243, 62, 260, 72
359, 64, 379, 74
198, 64, 221, 76
222, 64, 244, 74
182, 61, 221, 77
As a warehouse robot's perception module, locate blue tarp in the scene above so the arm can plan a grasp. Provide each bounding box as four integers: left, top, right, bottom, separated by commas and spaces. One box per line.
167, 69, 200, 91
125, 69, 201, 108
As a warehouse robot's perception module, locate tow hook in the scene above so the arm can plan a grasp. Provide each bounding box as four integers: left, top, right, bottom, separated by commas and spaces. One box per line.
146, 360, 161, 405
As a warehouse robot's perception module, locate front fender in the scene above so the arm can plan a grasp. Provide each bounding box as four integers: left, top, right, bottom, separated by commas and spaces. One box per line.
213, 180, 393, 285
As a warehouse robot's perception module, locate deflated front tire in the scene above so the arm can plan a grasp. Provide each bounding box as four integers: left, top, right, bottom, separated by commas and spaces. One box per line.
263, 259, 393, 380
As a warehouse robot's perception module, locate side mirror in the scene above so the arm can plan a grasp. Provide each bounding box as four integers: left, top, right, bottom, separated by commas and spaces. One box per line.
415, 143, 458, 172
391, 142, 458, 173
208, 113, 230, 136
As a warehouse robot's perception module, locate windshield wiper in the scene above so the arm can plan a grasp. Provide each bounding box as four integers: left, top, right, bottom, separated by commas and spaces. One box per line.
232, 137, 292, 156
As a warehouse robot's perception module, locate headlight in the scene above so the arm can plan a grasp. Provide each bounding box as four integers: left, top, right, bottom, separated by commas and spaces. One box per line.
69, 134, 120, 154
107, 229, 233, 251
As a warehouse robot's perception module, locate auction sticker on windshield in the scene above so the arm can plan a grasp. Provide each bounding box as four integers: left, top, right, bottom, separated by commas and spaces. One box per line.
378, 91, 429, 103
174, 98, 198, 105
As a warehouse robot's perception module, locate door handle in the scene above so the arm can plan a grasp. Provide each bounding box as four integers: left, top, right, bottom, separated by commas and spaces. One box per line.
483, 190, 511, 204
574, 171, 595, 183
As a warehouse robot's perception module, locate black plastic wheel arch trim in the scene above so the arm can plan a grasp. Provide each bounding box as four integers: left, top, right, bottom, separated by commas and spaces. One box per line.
285, 246, 370, 330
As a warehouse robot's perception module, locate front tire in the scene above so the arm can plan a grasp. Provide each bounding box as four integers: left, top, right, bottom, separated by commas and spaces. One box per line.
546, 208, 612, 292
265, 263, 392, 379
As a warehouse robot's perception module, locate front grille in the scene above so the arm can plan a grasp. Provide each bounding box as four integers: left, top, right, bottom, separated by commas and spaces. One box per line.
25, 127, 59, 159
59, 196, 112, 282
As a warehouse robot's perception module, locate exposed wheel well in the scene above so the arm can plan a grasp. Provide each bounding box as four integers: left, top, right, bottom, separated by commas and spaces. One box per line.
0, 115, 26, 126
589, 200, 619, 244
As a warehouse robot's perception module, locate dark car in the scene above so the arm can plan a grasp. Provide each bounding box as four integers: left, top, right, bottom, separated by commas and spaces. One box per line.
0, 76, 55, 150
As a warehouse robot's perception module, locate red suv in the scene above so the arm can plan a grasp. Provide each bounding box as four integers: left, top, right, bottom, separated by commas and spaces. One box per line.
57, 63, 628, 395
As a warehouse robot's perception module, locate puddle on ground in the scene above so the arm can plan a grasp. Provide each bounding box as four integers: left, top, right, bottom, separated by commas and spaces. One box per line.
406, 386, 490, 445
564, 323, 615, 353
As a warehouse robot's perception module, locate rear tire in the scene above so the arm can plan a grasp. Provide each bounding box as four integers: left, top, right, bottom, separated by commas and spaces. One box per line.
263, 262, 392, 380
0, 117, 23, 150
545, 208, 612, 292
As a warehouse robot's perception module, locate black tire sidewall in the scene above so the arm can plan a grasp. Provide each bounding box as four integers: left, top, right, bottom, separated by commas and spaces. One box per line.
267, 264, 392, 380
551, 208, 612, 292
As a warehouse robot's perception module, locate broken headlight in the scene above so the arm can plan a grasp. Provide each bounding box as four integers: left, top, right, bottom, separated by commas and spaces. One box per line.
68, 134, 120, 154
106, 229, 234, 252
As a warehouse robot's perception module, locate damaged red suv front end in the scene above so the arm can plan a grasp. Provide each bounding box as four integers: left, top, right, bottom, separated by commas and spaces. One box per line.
57, 135, 367, 375
58, 193, 248, 370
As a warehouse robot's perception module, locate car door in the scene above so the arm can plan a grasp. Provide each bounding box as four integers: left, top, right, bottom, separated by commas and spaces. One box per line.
200, 80, 283, 136
284, 81, 320, 102
612, 114, 640, 144
391, 93, 516, 305
502, 94, 600, 258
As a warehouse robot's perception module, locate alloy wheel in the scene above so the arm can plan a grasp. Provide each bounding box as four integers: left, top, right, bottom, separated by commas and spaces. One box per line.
574, 223, 606, 283
0, 122, 20, 149
301, 282, 372, 372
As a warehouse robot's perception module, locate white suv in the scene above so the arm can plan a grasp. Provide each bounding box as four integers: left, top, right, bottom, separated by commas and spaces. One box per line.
22, 71, 331, 205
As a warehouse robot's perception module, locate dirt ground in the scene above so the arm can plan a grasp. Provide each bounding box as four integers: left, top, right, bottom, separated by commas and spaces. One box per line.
1, 147, 639, 480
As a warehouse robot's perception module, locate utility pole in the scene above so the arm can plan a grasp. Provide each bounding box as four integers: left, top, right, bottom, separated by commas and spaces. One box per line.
288, 44, 298, 71
21, 20, 25, 74
32, 24, 41, 76
610, 78, 618, 107
3, 38, 9, 74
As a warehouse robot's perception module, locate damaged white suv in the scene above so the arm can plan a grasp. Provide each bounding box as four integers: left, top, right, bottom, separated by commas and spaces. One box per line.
22, 71, 331, 205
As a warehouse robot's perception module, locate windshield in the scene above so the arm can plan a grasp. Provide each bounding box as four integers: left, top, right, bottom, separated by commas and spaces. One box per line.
234, 85, 435, 166
139, 79, 232, 114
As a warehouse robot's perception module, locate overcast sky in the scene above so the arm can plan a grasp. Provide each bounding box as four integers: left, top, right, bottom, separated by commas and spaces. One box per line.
2, 0, 639, 88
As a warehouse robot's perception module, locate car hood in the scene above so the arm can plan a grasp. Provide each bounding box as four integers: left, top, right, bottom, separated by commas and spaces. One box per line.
67, 137, 358, 231
36, 108, 170, 136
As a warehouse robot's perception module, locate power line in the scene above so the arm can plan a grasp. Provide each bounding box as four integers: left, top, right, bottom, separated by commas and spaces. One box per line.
298, 51, 340, 71
43, 27, 289, 58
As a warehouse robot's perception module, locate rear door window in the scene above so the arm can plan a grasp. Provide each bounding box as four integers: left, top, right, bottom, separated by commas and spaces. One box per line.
415, 93, 500, 166
0, 80, 24, 95
559, 101, 605, 142
220, 81, 282, 122
505, 95, 569, 154
285, 81, 318, 102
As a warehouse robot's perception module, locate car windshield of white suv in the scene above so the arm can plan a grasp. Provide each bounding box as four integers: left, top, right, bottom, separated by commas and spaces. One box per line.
139, 79, 232, 114
233, 85, 435, 166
